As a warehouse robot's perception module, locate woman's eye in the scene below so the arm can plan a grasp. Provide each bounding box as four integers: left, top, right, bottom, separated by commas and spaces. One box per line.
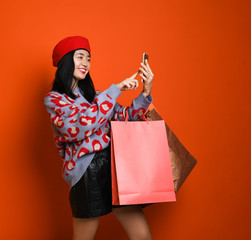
78, 57, 82, 59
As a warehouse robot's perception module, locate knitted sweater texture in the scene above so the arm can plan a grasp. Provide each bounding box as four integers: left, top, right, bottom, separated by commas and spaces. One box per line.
44, 84, 152, 186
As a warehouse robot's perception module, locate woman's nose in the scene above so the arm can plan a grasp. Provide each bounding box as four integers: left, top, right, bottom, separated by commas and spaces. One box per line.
82, 60, 88, 66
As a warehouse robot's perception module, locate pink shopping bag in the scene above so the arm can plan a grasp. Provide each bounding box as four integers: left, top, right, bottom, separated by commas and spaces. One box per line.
111, 113, 176, 205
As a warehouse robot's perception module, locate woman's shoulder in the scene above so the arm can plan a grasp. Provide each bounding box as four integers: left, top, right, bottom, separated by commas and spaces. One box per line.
44, 91, 64, 99
44, 91, 78, 108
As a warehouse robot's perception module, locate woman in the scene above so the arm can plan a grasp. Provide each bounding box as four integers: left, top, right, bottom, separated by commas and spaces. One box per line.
44, 36, 154, 240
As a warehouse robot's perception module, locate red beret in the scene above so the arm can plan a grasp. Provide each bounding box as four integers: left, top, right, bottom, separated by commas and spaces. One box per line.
52, 36, 91, 67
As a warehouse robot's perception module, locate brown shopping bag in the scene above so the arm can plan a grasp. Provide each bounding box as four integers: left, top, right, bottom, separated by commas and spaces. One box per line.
142, 104, 198, 193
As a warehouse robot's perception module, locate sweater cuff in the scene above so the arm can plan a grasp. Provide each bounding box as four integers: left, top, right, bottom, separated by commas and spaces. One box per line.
145, 93, 153, 103
139, 92, 153, 104
133, 91, 153, 110
105, 84, 122, 99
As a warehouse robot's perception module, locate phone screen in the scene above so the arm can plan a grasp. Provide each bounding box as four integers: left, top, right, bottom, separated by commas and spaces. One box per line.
142, 53, 149, 83
143, 53, 149, 64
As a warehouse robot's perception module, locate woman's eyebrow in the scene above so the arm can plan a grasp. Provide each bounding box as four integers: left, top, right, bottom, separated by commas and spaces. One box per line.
77, 53, 91, 57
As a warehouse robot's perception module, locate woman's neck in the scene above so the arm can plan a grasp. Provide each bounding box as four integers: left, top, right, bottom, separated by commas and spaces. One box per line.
72, 78, 78, 89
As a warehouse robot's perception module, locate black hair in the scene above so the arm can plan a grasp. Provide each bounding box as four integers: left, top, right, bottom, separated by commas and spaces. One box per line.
51, 49, 96, 103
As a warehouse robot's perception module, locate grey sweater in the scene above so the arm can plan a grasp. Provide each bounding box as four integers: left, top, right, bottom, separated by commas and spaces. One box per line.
44, 84, 152, 186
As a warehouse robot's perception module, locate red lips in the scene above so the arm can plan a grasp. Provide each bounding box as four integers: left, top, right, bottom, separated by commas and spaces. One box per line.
100, 101, 113, 115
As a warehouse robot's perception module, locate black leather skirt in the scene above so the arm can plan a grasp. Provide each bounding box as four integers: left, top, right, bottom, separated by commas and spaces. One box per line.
69, 145, 132, 218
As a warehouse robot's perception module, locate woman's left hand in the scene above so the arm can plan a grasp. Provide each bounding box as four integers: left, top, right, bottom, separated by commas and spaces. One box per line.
140, 59, 154, 97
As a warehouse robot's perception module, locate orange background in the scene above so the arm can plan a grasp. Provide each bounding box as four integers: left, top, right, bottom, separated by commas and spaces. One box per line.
0, 0, 250, 239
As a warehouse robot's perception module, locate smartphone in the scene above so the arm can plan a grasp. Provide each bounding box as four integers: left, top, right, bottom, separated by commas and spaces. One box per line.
142, 53, 149, 83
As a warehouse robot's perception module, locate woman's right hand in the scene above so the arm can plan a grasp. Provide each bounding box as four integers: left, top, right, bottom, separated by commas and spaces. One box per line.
116, 71, 140, 91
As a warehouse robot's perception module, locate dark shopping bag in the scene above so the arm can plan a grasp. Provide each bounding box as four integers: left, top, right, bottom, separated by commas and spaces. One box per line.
142, 104, 198, 193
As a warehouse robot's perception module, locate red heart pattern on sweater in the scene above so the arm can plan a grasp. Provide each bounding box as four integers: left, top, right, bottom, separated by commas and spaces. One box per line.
102, 134, 109, 143
66, 159, 75, 171
76, 140, 83, 146
66, 147, 71, 156
95, 129, 102, 136
52, 115, 64, 128
45, 93, 62, 99
67, 127, 80, 138
80, 102, 90, 108
98, 117, 106, 124
90, 105, 98, 112
92, 140, 102, 151
80, 116, 96, 126
100, 101, 113, 115
69, 118, 77, 123
84, 128, 95, 138
64, 95, 75, 104
68, 108, 79, 118
106, 94, 112, 99
77, 147, 90, 158
51, 99, 70, 107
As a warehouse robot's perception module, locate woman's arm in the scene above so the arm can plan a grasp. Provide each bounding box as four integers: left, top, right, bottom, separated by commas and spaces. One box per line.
112, 93, 153, 121
44, 84, 121, 142
113, 59, 154, 121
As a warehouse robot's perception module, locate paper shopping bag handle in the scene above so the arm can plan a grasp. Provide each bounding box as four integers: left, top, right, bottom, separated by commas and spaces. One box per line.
125, 108, 149, 124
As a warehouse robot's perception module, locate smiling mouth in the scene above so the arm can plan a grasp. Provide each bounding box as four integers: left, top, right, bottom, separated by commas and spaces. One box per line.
79, 69, 86, 74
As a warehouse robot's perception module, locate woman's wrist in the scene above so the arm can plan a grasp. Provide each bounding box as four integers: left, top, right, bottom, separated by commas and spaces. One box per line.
142, 91, 150, 98
115, 83, 120, 90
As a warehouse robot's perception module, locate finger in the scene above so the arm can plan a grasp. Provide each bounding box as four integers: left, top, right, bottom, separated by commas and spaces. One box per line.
140, 73, 147, 81
135, 79, 139, 88
145, 59, 154, 76
130, 70, 140, 79
127, 78, 138, 86
124, 82, 131, 89
140, 62, 148, 72
126, 82, 136, 89
140, 67, 148, 76
130, 79, 139, 89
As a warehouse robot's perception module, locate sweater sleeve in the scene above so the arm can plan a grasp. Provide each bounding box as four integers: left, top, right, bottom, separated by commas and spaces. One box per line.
44, 84, 121, 142
112, 92, 153, 121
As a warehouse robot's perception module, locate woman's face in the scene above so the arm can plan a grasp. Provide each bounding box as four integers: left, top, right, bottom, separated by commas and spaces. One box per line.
73, 49, 91, 81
